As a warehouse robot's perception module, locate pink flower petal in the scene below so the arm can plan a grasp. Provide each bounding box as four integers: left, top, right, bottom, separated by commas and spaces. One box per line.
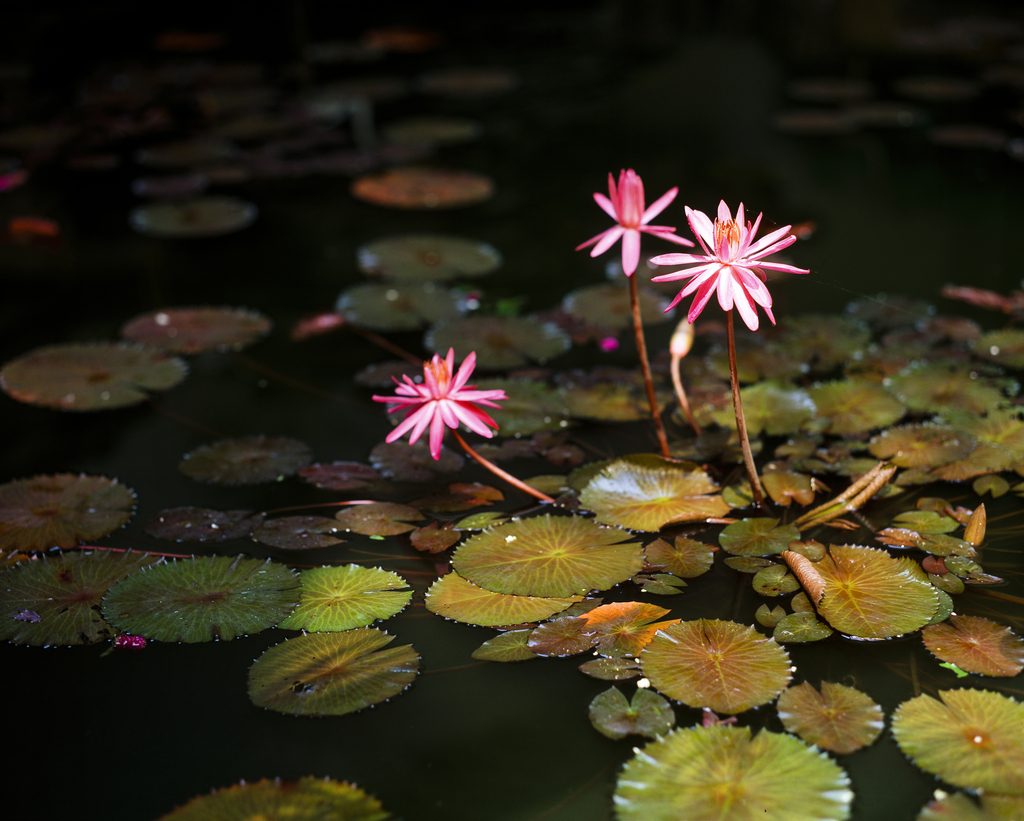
641, 186, 678, 224
685, 207, 716, 254
621, 229, 641, 275
591, 225, 625, 258
593, 191, 618, 222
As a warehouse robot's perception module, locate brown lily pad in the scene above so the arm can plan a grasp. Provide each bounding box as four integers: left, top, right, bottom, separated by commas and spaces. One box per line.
921, 615, 1024, 677
179, 436, 313, 485
121, 307, 271, 354
351, 167, 494, 209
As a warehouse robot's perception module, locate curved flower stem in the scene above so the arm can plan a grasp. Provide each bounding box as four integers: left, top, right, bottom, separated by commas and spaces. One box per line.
670, 352, 700, 435
452, 430, 555, 503
726, 310, 764, 506
628, 275, 671, 458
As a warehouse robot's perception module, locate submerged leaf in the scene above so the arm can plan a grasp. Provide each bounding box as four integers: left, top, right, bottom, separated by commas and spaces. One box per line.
776, 681, 884, 753
921, 615, 1024, 677
179, 436, 313, 485
589, 686, 676, 740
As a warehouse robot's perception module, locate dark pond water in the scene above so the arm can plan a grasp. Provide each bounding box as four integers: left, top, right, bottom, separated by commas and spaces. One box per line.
1, 3, 1023, 820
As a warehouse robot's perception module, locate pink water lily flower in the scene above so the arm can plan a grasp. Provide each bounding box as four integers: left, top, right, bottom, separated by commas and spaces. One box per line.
650, 200, 809, 331
373, 349, 506, 460
575, 169, 693, 276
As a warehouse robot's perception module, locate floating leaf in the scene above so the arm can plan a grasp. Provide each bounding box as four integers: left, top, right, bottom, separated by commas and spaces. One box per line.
452, 514, 643, 597
382, 116, 483, 146
0, 474, 135, 550
179, 436, 312, 485
589, 686, 676, 740
634, 572, 687, 596
974, 329, 1024, 368
719, 518, 800, 557
762, 470, 815, 506
298, 461, 382, 492
562, 284, 673, 329
120, 307, 271, 354
888, 362, 1015, 415
336, 282, 465, 331
248, 628, 419, 716
1, 342, 187, 411
892, 510, 959, 534
426, 316, 570, 369
755, 604, 786, 628
641, 619, 792, 714
334, 502, 424, 535
411, 481, 503, 512
425, 571, 580, 626
915, 793, 1000, 821
808, 380, 906, 435
921, 615, 1024, 677
779, 314, 871, 370
251, 516, 344, 550
578, 455, 729, 532
129, 196, 257, 237
470, 629, 535, 662
558, 381, 670, 423
350, 166, 494, 209
614, 725, 852, 821
711, 381, 816, 436
869, 424, 977, 468
973, 474, 1010, 498
892, 689, 1024, 795
409, 522, 460, 553
454, 511, 509, 530
752, 565, 800, 596
773, 612, 834, 643
155, 776, 392, 821
471, 378, 569, 435
776, 681, 884, 753
357, 234, 500, 282
579, 602, 679, 658
102, 555, 300, 642
146, 507, 266, 543
0, 550, 158, 645
644, 537, 713, 578
369, 440, 464, 482
579, 657, 642, 680
278, 565, 411, 632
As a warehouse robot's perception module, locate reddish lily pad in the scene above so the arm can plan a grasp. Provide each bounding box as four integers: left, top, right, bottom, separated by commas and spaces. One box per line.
921, 615, 1024, 677
892, 689, 1024, 795
644, 536, 713, 578
579, 602, 680, 658
640, 619, 792, 714
579, 656, 642, 680
357, 234, 500, 282
102, 555, 300, 642
334, 502, 424, 535
129, 196, 257, 238
719, 518, 800, 557
278, 565, 411, 631
121, 307, 271, 354
299, 461, 381, 491
409, 522, 460, 553
369, 440, 465, 482
615, 725, 852, 821
425, 571, 581, 627
1, 342, 187, 411
247, 627, 419, 716
251, 516, 344, 550
762, 470, 815, 506
589, 686, 676, 740
776, 681, 885, 754
578, 455, 730, 532
145, 507, 266, 543
179, 436, 313, 485
0, 550, 159, 645
335, 282, 466, 331
452, 514, 644, 598
808, 380, 906, 435
351, 167, 494, 209
0, 474, 136, 551
528, 614, 597, 657
426, 316, 570, 369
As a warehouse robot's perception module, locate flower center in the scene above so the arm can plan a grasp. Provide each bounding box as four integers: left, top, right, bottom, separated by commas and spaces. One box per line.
424, 358, 452, 391
714, 219, 742, 255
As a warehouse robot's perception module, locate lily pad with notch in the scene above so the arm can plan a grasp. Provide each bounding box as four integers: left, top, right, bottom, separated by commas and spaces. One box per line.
808, 380, 906, 435
710, 381, 816, 436
278, 565, 411, 632
589, 686, 676, 740
579, 601, 680, 658
719, 518, 800, 557
644, 536, 713, 578
179, 436, 313, 485
121, 307, 271, 354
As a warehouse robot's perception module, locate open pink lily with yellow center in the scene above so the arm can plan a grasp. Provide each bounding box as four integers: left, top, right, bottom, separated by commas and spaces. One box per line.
650, 200, 809, 331
575, 169, 693, 276
373, 349, 506, 461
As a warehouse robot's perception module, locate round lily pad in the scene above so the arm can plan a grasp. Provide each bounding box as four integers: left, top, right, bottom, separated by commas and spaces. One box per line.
351, 167, 494, 209
643, 537, 713, 578
0, 549, 159, 645
578, 455, 730, 532
470, 629, 536, 662
773, 612, 834, 643
711, 381, 816, 437
299, 461, 381, 491
869, 424, 978, 468
562, 284, 673, 329
589, 686, 676, 740
334, 502, 424, 536
335, 282, 466, 331
452, 514, 644, 598
382, 116, 483, 146
472, 378, 569, 436
720, 518, 801, 557
357, 234, 500, 282
892, 689, 1024, 795
558, 380, 669, 424
778, 314, 872, 371
179, 436, 313, 485
614, 725, 852, 821
528, 614, 596, 657
1, 342, 187, 411
121, 307, 272, 354
102, 555, 300, 642
409, 522, 460, 553
248, 627, 419, 717
921, 615, 1024, 677
369, 440, 464, 482
156, 776, 392, 821
0, 474, 136, 551
887, 362, 1015, 415
425, 571, 581, 627
425, 316, 570, 369
974, 329, 1024, 368
808, 380, 906, 435
641, 619, 792, 714
579, 601, 679, 658
278, 565, 411, 631
762, 470, 816, 506
145, 507, 266, 543
776, 681, 884, 754
129, 196, 257, 238
251, 516, 344, 550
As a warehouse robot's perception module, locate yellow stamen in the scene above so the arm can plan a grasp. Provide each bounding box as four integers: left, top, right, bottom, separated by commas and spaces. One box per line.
714, 219, 741, 253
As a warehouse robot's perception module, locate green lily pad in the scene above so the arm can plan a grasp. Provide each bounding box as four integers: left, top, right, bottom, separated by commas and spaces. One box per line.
102, 555, 300, 642
425, 316, 570, 369
644, 537, 713, 578
146, 507, 266, 543
578, 455, 729, 532
915, 793, 1001, 821
921, 615, 1024, 677
579, 657, 643, 680
251, 516, 344, 550
155, 777, 392, 821
640, 619, 792, 714
892, 689, 1024, 795
452, 514, 643, 597
562, 283, 673, 329
589, 686, 676, 740
1, 342, 187, 411
755, 604, 786, 628
705, 338, 806, 383
974, 474, 1010, 497
974, 329, 1024, 368
869, 424, 978, 468
0, 550, 159, 645
808, 380, 906, 435
779, 314, 872, 370
614, 725, 852, 821
0, 474, 136, 551
120, 306, 271, 354
816, 545, 938, 638
278, 565, 411, 632
424, 571, 581, 626
761, 470, 816, 506
773, 612, 834, 642
891, 510, 959, 534
472, 378, 569, 436
179, 436, 313, 485
336, 282, 466, 331
369, 440, 464, 482
357, 234, 501, 282
558, 380, 667, 423
528, 614, 596, 657
719, 518, 800, 557
752, 565, 800, 596
247, 627, 419, 716
776, 681, 884, 754
334, 502, 424, 536
470, 629, 536, 662
888, 362, 1016, 415
710, 381, 816, 436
